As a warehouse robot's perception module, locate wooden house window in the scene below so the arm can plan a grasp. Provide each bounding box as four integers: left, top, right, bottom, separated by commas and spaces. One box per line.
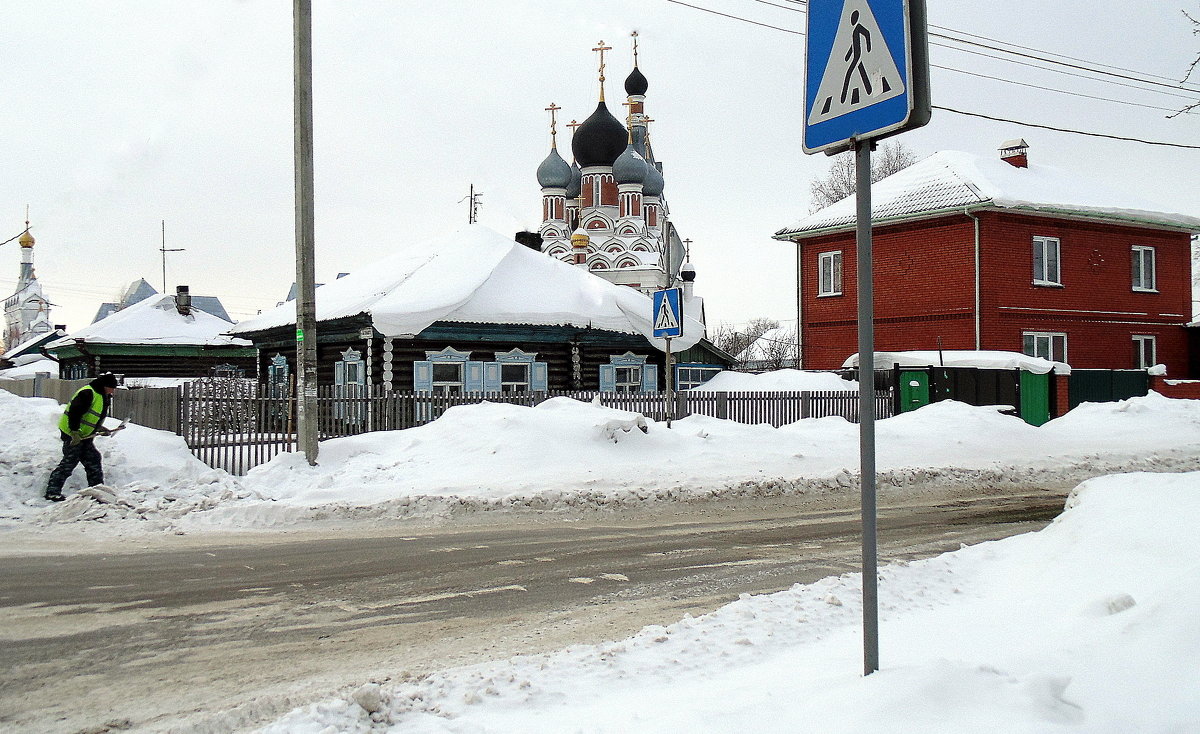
1023, 331, 1067, 362
1131, 246, 1157, 292
1032, 236, 1062, 286
485, 348, 548, 392
1133, 335, 1156, 369
431, 362, 464, 394
600, 352, 658, 392
818, 251, 843, 296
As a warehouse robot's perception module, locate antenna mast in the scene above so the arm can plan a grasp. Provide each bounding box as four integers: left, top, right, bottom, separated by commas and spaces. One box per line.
159, 220, 185, 293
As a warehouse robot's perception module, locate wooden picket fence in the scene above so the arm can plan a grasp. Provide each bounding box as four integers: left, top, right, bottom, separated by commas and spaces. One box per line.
2, 377, 891, 475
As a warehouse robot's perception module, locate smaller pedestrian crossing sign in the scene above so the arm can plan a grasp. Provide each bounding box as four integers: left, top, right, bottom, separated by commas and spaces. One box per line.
653, 288, 683, 338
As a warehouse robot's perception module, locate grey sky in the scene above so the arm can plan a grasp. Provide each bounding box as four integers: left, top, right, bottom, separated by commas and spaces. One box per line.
3, 0, 1197, 333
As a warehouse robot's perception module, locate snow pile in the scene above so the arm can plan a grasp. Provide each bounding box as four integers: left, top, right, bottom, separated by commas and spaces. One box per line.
256, 471, 1200, 733
3, 387, 1200, 532
696, 368, 857, 392
0, 358, 59, 380
0, 390, 257, 530
845, 349, 1069, 375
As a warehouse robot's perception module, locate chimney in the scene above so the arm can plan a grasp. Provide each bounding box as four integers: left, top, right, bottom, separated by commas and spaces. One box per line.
999, 138, 1029, 168
175, 285, 192, 315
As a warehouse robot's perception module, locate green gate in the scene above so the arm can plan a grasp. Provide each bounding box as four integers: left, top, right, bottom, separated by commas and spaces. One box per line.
1019, 370, 1051, 426
1068, 370, 1150, 409
898, 370, 931, 412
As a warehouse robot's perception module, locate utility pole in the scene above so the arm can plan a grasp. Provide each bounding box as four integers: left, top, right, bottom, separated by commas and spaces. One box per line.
159, 220, 184, 294
293, 0, 318, 465
460, 184, 482, 224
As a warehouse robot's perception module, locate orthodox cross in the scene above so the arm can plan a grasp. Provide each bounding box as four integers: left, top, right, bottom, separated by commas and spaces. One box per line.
621, 100, 635, 143
631, 30, 639, 66
683, 238, 693, 260
593, 39, 612, 100
545, 102, 561, 147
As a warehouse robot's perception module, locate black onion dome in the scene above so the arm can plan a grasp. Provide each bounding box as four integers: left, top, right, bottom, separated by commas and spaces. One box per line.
565, 161, 582, 199
625, 66, 649, 96
571, 101, 628, 168
612, 143, 647, 185
537, 147, 572, 188
642, 159, 665, 197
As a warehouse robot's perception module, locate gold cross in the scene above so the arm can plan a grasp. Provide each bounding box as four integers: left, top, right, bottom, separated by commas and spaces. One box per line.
593, 39, 612, 100
621, 101, 635, 143
566, 118, 581, 134
545, 102, 561, 145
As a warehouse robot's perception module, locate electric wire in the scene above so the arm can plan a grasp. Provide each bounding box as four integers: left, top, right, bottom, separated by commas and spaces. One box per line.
932, 105, 1200, 149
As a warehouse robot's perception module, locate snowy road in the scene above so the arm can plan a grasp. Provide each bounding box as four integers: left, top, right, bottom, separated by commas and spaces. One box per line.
0, 489, 1065, 734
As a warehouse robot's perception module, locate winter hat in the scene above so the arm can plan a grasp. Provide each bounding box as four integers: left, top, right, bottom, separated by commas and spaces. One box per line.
92, 373, 119, 389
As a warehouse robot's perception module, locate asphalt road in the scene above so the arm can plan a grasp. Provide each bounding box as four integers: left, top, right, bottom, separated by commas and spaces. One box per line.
0, 489, 1065, 733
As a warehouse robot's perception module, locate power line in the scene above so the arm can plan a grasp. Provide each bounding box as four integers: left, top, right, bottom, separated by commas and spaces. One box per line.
932, 64, 1193, 114
932, 105, 1200, 149
772, 0, 1200, 95
664, 0, 802, 34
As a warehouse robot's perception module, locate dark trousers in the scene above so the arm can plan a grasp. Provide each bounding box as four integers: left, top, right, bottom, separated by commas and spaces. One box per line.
46, 434, 105, 496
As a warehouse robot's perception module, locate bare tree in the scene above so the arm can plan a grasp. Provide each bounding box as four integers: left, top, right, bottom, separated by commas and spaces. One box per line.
1172, 7, 1200, 118
809, 141, 918, 212
711, 318, 780, 361
757, 325, 798, 370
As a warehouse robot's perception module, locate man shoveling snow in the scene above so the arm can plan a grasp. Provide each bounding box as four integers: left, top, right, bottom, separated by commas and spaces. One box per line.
44, 372, 123, 502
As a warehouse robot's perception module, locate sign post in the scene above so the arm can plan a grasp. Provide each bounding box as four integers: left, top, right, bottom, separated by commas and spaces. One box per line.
803, 0, 929, 676
653, 288, 684, 426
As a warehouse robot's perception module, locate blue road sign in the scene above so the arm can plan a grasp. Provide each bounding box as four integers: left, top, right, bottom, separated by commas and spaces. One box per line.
804, 0, 929, 154
652, 288, 683, 338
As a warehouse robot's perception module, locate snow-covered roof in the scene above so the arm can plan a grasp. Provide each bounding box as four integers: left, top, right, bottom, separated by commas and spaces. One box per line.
47, 294, 251, 348
2, 328, 65, 361
843, 350, 1070, 375
775, 151, 1200, 238
231, 224, 705, 352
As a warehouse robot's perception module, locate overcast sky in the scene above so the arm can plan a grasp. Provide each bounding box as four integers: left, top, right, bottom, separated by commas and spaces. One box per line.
3, 0, 1197, 333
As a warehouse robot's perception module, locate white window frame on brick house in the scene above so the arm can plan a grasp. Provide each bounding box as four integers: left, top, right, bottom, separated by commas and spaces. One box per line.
1132, 335, 1157, 369
1131, 245, 1157, 292
818, 250, 843, 296
1032, 236, 1061, 286
1022, 331, 1067, 362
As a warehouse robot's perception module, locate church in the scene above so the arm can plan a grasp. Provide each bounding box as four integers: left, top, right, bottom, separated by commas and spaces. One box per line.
2, 216, 55, 357
534, 35, 701, 322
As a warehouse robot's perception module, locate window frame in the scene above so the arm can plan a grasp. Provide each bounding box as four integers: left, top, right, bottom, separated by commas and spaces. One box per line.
1022, 331, 1068, 363
431, 361, 464, 395
1132, 335, 1157, 369
817, 250, 843, 297
1031, 236, 1062, 286
1131, 245, 1157, 292
675, 365, 722, 390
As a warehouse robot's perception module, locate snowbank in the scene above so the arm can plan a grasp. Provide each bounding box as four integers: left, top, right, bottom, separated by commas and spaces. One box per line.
256, 471, 1200, 732
2, 387, 1200, 534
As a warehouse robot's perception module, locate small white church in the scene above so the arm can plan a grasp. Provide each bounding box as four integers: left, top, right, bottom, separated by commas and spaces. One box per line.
3, 217, 53, 354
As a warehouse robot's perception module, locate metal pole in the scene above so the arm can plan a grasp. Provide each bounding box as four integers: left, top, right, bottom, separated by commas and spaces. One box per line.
294, 0, 318, 465
856, 138, 878, 675
665, 337, 673, 427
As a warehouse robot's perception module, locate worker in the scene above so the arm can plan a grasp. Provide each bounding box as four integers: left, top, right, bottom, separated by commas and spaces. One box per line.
44, 372, 119, 502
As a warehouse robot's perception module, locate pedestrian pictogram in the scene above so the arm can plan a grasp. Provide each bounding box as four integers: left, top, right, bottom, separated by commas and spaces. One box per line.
808, 0, 904, 126
652, 288, 683, 338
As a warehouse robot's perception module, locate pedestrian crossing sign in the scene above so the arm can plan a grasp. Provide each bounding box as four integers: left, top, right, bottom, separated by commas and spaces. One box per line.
652, 288, 683, 338
803, 0, 930, 154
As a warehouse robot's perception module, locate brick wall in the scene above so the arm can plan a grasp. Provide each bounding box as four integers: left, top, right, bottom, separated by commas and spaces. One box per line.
792, 211, 1194, 376
1150, 376, 1200, 400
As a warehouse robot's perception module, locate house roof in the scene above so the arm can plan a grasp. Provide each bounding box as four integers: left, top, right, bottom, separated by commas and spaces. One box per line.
230, 224, 706, 352
2, 328, 66, 361
48, 294, 251, 349
775, 151, 1200, 239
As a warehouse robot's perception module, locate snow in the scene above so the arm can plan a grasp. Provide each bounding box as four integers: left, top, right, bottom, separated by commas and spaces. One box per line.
43, 293, 251, 348
0, 358, 59, 379
844, 350, 1070, 375
778, 150, 1200, 237
230, 224, 706, 352
696, 368, 858, 392
251, 470, 1200, 734
2, 381, 1200, 730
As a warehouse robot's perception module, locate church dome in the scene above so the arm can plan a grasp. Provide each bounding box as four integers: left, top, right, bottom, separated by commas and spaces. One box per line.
537, 147, 572, 188
18, 228, 34, 247
571, 101, 627, 168
565, 161, 582, 199
612, 144, 647, 185
625, 66, 649, 97
642, 159, 665, 197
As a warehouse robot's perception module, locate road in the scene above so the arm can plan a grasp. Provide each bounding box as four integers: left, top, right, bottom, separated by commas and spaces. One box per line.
0, 489, 1065, 733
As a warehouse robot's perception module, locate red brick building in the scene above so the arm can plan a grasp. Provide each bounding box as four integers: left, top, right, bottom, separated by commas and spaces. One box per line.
774, 143, 1200, 376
